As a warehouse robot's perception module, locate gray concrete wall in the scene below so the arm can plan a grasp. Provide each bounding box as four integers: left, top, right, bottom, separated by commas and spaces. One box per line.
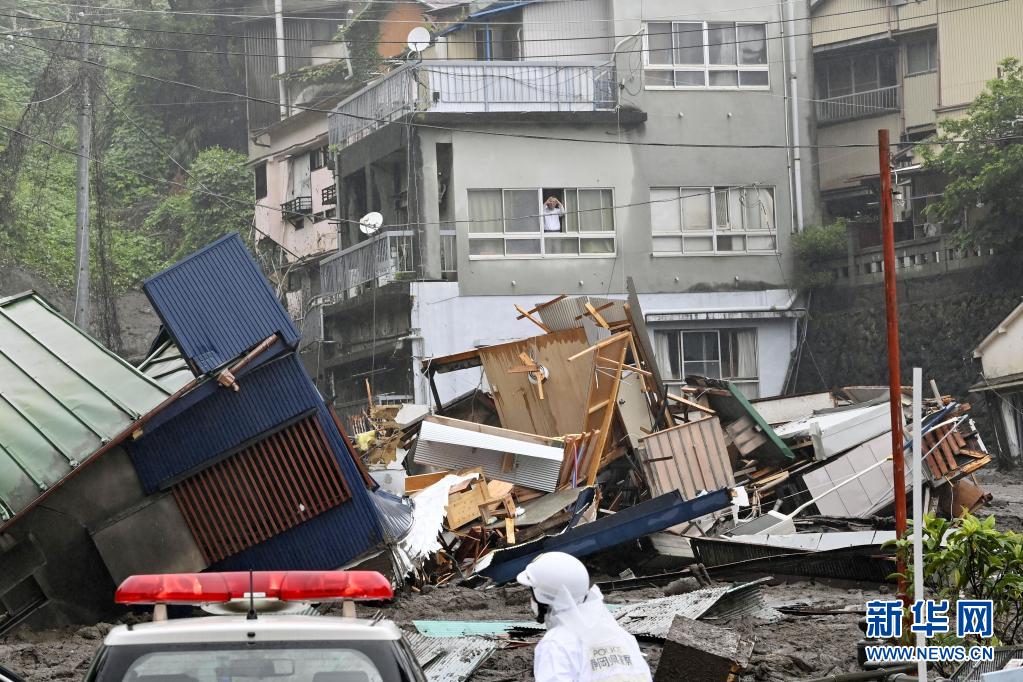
412, 0, 820, 297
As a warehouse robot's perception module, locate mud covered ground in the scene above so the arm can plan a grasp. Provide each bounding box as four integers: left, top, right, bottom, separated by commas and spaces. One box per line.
2, 468, 1019, 681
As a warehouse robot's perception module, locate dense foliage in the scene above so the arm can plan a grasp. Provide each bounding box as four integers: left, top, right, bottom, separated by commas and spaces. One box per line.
0, 0, 251, 294
790, 219, 848, 290
889, 514, 1023, 650
925, 58, 1023, 253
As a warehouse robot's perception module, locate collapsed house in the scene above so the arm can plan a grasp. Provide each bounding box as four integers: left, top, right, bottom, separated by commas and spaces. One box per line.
356, 291, 995, 590
0, 234, 404, 631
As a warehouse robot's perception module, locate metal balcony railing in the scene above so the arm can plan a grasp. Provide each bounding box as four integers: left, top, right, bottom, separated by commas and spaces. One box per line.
281, 196, 313, 223
816, 85, 900, 124
321, 185, 337, 206
319, 230, 417, 301
328, 61, 617, 151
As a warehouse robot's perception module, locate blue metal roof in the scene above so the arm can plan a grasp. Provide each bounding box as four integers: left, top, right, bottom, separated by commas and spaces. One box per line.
143, 233, 300, 375
127, 353, 320, 492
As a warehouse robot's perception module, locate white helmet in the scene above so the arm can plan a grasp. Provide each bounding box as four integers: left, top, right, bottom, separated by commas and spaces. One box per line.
516, 552, 590, 607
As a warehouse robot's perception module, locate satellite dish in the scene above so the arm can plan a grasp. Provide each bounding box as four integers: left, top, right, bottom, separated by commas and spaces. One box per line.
359, 211, 384, 235
406, 26, 431, 54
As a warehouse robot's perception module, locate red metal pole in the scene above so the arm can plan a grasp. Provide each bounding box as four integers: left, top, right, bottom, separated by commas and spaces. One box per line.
879, 129, 908, 584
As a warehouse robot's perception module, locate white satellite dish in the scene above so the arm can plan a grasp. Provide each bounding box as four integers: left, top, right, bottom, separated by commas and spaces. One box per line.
359, 211, 384, 235
406, 26, 431, 54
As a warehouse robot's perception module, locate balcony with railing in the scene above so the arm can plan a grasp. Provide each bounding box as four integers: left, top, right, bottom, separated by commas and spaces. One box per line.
328, 61, 618, 151
825, 234, 993, 286
281, 196, 313, 226
319, 230, 418, 302
321, 185, 337, 206
816, 85, 900, 124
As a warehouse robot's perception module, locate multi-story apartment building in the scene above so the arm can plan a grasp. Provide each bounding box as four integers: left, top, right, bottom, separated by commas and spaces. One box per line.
811, 0, 1022, 284
242, 0, 819, 417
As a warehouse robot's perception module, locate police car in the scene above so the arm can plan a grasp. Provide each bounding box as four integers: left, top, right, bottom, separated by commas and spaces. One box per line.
4, 571, 427, 682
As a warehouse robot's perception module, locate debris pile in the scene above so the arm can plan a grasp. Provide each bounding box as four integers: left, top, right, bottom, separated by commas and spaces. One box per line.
0, 236, 999, 681
354, 293, 994, 594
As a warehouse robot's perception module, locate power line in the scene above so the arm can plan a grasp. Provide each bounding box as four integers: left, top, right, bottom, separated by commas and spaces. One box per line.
2, 0, 914, 47
5, 0, 1006, 62
14, 0, 850, 26
9, 34, 995, 153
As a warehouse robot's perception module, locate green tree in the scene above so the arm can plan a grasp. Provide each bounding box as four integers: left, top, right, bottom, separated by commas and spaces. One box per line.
790, 219, 848, 289
925, 58, 1023, 252
143, 146, 253, 262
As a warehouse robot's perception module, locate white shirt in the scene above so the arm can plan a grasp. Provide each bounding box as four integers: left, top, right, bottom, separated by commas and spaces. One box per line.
543, 205, 565, 232
534, 599, 652, 682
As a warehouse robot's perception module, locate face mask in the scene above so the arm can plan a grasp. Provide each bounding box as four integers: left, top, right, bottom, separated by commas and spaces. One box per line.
530, 592, 549, 624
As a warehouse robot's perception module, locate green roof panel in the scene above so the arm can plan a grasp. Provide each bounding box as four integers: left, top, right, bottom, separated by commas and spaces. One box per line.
0, 293, 171, 522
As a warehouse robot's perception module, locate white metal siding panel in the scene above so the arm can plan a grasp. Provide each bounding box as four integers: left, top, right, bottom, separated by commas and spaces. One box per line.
640, 417, 734, 500
521, 0, 612, 59
413, 420, 564, 491
812, 0, 889, 48
938, 0, 1023, 110
903, 71, 939, 128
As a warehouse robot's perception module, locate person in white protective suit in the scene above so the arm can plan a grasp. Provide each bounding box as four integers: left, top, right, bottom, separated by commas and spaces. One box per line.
517, 552, 652, 682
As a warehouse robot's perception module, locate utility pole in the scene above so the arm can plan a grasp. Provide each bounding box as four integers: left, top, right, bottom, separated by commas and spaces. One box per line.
879, 128, 907, 592
73, 9, 92, 329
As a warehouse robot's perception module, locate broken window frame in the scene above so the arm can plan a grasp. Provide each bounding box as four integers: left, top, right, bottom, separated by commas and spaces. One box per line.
650, 185, 777, 255
654, 328, 760, 398
467, 187, 616, 259
643, 21, 769, 90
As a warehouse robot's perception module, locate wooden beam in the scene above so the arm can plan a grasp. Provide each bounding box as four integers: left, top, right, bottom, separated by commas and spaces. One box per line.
514, 304, 551, 332
568, 331, 634, 362
574, 301, 616, 321
583, 302, 610, 329
666, 393, 716, 415
515, 294, 567, 320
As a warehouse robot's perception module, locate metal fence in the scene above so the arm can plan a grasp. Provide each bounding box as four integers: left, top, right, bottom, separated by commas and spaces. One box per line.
816, 85, 900, 124
329, 61, 616, 150
319, 230, 417, 300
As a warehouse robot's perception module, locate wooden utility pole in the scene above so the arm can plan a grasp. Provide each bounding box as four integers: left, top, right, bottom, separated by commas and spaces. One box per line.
879, 128, 907, 584
73, 9, 92, 329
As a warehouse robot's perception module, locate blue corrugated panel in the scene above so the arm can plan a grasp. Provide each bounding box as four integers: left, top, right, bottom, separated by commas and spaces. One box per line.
127, 353, 319, 492
143, 233, 300, 374
129, 352, 386, 570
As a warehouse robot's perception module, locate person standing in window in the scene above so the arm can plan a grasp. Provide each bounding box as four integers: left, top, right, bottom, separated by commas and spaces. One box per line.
543, 196, 565, 232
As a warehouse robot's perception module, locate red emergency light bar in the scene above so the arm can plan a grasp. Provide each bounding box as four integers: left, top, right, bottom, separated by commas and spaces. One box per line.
115, 571, 393, 605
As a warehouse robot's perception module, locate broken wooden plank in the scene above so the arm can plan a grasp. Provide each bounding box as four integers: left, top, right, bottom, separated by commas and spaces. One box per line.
514, 304, 551, 333
666, 393, 716, 416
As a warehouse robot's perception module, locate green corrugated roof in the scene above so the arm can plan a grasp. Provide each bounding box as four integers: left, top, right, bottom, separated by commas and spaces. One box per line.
0, 292, 171, 522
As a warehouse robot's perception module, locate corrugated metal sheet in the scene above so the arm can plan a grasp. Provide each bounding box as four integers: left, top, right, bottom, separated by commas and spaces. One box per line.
372, 489, 414, 542
521, 0, 612, 59
138, 338, 194, 392
639, 416, 734, 501
173, 415, 351, 564
413, 417, 564, 492
143, 233, 300, 374
536, 295, 629, 344
0, 293, 170, 522
128, 354, 321, 492
405, 631, 498, 682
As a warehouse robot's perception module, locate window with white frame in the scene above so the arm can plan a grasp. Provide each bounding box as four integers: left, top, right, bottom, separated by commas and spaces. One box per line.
467, 188, 615, 257
650, 186, 776, 254
644, 21, 768, 89
816, 51, 897, 99
654, 328, 760, 398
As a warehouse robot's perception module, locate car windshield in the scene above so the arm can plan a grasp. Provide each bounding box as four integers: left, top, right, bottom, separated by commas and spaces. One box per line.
94, 642, 418, 682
